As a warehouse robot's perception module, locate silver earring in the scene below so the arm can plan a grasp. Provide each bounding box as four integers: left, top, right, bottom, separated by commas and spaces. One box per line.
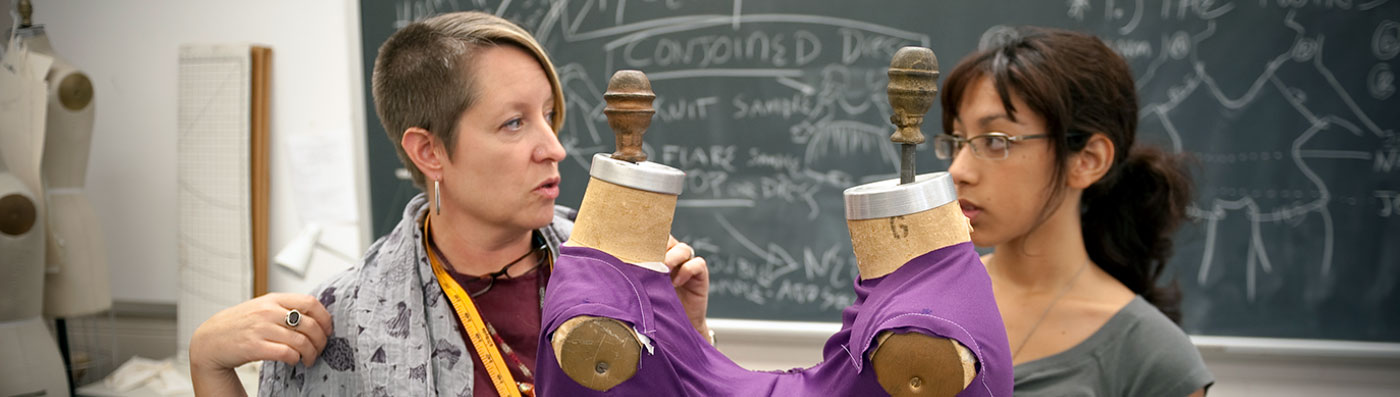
434, 179, 442, 216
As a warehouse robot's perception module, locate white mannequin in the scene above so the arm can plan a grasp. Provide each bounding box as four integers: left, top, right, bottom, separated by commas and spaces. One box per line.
10, 3, 112, 318
0, 149, 70, 396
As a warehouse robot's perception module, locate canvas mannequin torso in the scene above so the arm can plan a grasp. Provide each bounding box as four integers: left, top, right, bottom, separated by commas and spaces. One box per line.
16, 25, 111, 318
0, 160, 44, 322
845, 173, 980, 395
850, 46, 1005, 396
0, 6, 100, 394
551, 71, 686, 390
551, 167, 683, 390
0, 102, 70, 397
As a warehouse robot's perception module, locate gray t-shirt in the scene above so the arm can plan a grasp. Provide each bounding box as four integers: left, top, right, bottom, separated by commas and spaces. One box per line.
1012, 296, 1213, 396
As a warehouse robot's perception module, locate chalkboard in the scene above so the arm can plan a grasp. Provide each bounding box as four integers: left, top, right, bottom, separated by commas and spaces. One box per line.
362, 0, 1400, 343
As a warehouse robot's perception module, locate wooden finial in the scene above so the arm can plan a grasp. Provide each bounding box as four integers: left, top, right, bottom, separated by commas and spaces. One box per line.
603, 70, 656, 163
18, 0, 33, 28
888, 46, 939, 184
887, 47, 939, 146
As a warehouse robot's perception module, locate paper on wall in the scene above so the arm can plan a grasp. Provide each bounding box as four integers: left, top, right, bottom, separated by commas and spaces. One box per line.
284, 129, 358, 225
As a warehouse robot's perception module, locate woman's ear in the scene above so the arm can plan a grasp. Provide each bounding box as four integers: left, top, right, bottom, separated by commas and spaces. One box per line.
1068, 133, 1115, 189
401, 127, 448, 181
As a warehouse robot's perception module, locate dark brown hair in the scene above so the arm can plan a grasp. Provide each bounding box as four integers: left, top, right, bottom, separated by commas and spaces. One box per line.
372, 11, 565, 188
940, 27, 1194, 323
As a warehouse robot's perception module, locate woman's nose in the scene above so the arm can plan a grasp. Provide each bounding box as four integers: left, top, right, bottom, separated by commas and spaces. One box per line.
536, 125, 567, 163
948, 149, 976, 187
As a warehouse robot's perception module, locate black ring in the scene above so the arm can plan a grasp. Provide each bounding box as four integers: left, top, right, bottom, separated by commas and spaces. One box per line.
285, 309, 302, 328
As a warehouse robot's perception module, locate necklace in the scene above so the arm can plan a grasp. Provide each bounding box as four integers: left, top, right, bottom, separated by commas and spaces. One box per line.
1011, 260, 1090, 361
428, 236, 544, 298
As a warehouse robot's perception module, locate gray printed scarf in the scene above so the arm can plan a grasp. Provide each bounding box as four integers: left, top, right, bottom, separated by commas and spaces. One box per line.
259, 193, 574, 396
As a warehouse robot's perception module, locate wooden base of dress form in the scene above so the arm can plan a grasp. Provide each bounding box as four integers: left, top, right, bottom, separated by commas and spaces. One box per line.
552, 316, 642, 391
871, 331, 977, 396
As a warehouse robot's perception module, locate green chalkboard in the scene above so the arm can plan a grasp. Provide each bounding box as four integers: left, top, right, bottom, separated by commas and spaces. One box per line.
362, 0, 1400, 342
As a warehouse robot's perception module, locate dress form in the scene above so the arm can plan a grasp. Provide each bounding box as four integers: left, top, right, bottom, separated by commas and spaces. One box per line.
0, 159, 44, 322
11, 4, 111, 317
539, 51, 1011, 396
552, 70, 685, 391
1, 1, 48, 317
0, 131, 70, 397
0, 4, 90, 395
849, 46, 1010, 396
846, 173, 980, 396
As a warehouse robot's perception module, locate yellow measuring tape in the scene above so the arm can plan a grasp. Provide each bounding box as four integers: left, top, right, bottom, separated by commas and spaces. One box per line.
424, 216, 523, 397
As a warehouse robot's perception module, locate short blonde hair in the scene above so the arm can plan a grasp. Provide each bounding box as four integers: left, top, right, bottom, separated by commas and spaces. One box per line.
372, 11, 565, 188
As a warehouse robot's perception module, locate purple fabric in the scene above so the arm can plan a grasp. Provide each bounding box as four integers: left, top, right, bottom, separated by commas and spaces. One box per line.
538, 242, 1010, 396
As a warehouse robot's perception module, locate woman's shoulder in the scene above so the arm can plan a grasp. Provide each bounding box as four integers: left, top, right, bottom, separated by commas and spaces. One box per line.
1113, 296, 1192, 348
310, 217, 424, 315
307, 264, 365, 316
1106, 296, 1214, 395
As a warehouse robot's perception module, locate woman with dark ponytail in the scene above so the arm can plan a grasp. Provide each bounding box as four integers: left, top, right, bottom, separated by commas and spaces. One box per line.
938, 26, 1211, 395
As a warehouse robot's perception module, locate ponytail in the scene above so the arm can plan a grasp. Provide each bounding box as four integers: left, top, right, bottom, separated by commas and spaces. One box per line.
942, 27, 1197, 324
1081, 146, 1193, 324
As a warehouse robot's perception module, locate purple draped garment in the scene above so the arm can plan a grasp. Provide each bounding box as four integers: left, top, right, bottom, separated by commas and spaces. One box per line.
538, 242, 1011, 396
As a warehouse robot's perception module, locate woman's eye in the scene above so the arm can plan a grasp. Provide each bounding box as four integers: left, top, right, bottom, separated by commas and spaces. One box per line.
544, 111, 556, 124
982, 137, 1009, 154
986, 138, 1008, 150
503, 118, 523, 131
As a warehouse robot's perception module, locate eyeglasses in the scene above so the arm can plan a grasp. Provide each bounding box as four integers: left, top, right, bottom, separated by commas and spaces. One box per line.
463, 243, 548, 297
934, 132, 1056, 160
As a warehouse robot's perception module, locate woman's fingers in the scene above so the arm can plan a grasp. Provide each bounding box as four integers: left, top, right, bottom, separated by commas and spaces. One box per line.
664, 240, 694, 270
671, 255, 711, 335
259, 340, 303, 367
190, 292, 335, 372
673, 256, 709, 293
664, 237, 699, 288
255, 294, 330, 367
263, 322, 320, 367
291, 314, 329, 356
662, 236, 709, 294
270, 293, 334, 337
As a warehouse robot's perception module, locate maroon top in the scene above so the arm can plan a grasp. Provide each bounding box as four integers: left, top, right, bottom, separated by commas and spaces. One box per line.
447, 266, 545, 397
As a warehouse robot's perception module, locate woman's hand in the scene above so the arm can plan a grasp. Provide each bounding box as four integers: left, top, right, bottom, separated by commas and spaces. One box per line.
665, 236, 710, 339
189, 293, 333, 394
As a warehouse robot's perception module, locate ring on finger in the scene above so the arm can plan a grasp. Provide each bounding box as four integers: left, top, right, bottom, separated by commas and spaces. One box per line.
285, 309, 302, 328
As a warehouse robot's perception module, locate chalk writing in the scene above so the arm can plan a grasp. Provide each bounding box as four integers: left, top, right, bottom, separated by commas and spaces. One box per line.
374, 0, 1399, 328
655, 96, 721, 122
660, 144, 737, 172
1376, 190, 1400, 216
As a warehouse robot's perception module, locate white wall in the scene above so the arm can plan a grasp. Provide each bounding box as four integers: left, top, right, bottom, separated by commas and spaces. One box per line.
5, 0, 369, 303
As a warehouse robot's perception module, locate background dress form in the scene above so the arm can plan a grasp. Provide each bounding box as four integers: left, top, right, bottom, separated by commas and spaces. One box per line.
16, 25, 111, 318
0, 33, 72, 395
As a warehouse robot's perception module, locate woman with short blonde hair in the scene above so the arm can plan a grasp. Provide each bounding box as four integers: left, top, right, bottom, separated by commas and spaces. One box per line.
189, 12, 710, 396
